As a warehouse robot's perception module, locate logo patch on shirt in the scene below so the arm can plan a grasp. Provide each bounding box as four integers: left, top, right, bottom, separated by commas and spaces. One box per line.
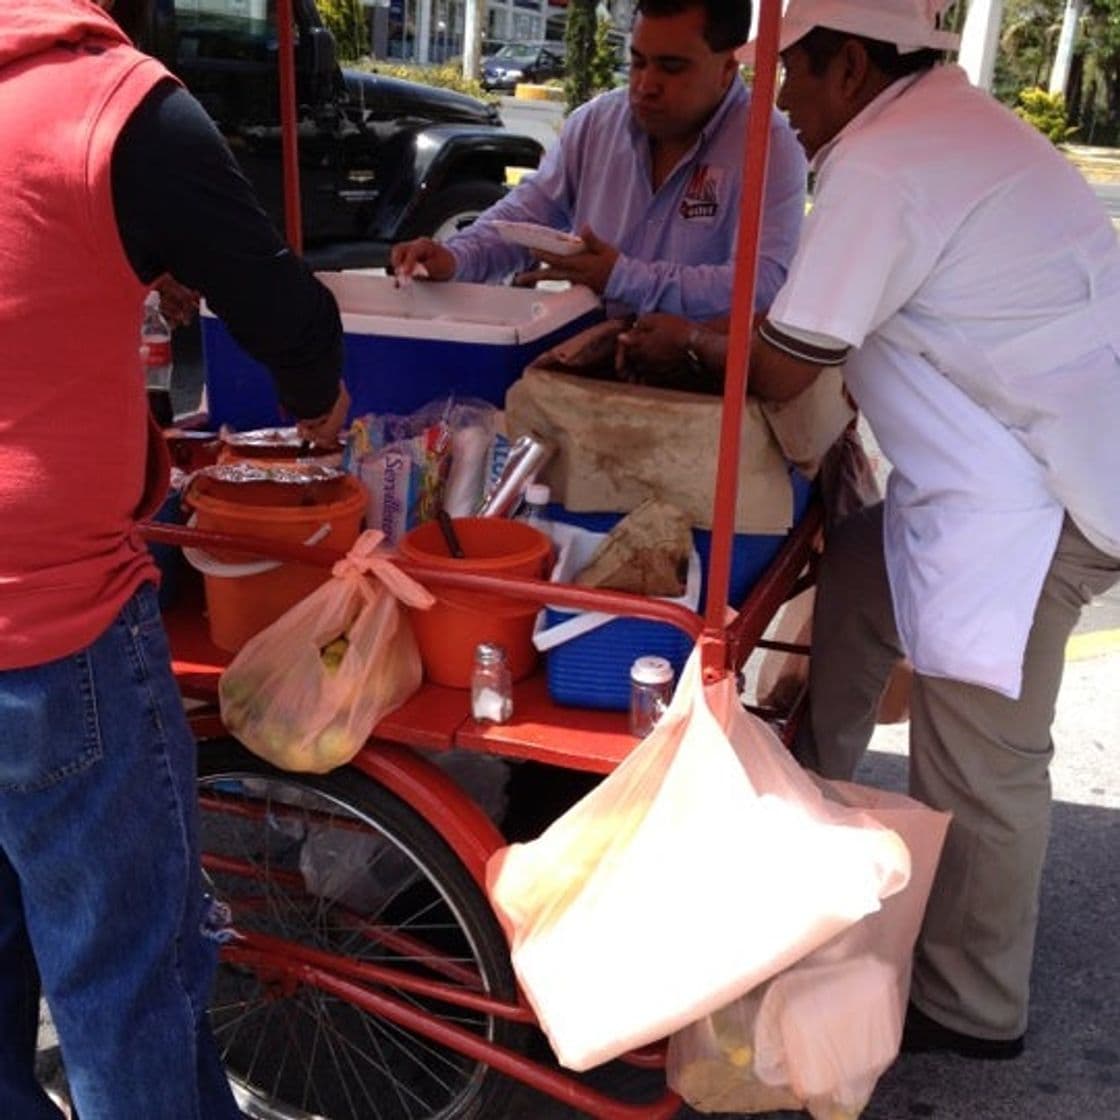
679, 164, 723, 220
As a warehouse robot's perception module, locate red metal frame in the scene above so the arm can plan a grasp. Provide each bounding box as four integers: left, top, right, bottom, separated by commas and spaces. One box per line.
252, 946, 681, 1120
701, 0, 784, 674
276, 0, 303, 254
176, 3, 788, 1116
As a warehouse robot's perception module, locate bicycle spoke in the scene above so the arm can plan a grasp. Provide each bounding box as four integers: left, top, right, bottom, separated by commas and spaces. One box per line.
198, 764, 512, 1120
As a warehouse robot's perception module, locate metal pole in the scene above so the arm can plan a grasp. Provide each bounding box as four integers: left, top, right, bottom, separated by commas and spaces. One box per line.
958, 0, 1004, 92
463, 0, 483, 79
700, 0, 781, 671
1048, 0, 1084, 97
276, 0, 303, 254
418, 0, 433, 63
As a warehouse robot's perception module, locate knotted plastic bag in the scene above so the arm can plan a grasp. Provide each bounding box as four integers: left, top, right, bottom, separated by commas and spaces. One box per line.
485, 649, 913, 1072
667, 781, 950, 1119
219, 530, 435, 772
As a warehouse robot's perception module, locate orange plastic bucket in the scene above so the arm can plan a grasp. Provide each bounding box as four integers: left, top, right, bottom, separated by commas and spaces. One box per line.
397, 517, 553, 687
185, 473, 366, 652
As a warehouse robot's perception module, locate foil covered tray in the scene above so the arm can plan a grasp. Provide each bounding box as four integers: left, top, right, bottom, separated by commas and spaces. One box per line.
221, 426, 304, 448
197, 461, 346, 485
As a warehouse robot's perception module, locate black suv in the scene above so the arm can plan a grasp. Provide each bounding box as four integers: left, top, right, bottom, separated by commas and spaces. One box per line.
144, 0, 544, 269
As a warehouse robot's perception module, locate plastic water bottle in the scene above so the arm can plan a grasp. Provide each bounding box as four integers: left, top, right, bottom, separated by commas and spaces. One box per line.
140, 290, 174, 427
517, 482, 552, 537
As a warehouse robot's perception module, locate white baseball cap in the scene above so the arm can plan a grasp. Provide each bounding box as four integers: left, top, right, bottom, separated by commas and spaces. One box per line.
739, 0, 960, 64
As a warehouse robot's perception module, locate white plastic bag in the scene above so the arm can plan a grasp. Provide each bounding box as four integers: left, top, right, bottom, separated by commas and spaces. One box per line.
485, 649, 913, 1071
667, 781, 950, 1119
219, 530, 435, 772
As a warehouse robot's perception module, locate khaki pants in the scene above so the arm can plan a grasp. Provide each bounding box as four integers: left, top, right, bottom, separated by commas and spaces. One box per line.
797, 503, 1119, 1039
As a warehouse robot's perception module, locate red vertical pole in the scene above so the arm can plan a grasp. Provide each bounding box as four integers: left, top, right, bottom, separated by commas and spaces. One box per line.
700, 0, 783, 676
276, 0, 303, 254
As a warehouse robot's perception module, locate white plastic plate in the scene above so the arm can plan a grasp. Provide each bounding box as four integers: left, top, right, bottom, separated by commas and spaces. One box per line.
491, 220, 586, 256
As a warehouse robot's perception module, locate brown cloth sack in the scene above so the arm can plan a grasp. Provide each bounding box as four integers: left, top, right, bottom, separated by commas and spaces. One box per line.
506, 368, 793, 533
510, 321, 854, 532
574, 499, 694, 598
759, 367, 855, 479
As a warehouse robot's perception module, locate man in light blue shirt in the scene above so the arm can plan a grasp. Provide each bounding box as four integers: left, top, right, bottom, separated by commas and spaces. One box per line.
391, 0, 806, 319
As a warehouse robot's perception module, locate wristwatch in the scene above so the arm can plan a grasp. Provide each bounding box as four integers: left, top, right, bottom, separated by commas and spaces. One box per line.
684, 326, 723, 394
684, 330, 706, 379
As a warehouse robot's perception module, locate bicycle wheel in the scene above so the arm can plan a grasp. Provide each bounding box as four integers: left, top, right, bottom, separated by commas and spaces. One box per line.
197, 739, 525, 1120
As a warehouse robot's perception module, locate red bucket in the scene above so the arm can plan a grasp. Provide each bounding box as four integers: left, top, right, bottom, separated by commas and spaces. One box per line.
397, 517, 552, 687
185, 473, 366, 652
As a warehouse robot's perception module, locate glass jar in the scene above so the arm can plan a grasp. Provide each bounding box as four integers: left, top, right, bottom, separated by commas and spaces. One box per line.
471, 642, 513, 723
629, 655, 674, 738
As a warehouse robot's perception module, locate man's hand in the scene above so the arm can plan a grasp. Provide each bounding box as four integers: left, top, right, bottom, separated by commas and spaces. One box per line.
512, 227, 619, 293
297, 383, 351, 449
389, 238, 455, 284
615, 313, 693, 380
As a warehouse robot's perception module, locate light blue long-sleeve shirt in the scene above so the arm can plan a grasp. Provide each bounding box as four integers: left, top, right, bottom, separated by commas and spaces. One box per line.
446, 81, 807, 319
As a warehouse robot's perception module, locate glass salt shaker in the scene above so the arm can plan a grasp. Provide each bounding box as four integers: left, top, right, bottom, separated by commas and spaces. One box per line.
629, 655, 674, 738
471, 642, 513, 724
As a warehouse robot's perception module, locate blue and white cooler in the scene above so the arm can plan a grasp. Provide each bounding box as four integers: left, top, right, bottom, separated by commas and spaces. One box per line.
202, 274, 603, 431
505, 363, 851, 710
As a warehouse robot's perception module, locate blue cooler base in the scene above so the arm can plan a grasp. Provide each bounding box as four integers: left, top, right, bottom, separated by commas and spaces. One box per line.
203, 311, 603, 430
543, 469, 815, 710
544, 609, 695, 712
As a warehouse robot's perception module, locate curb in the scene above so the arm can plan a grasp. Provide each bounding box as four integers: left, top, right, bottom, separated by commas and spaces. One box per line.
514, 83, 564, 103
1066, 627, 1120, 661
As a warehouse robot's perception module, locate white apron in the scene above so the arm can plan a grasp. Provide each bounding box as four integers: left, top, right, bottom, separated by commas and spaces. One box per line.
848, 287, 1120, 698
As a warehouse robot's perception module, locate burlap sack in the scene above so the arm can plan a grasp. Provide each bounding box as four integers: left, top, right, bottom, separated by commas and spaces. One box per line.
759, 367, 855, 479
506, 369, 793, 533
574, 499, 694, 597
509, 320, 854, 532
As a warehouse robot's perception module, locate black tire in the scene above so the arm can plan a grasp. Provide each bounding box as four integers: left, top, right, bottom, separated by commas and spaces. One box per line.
197, 739, 526, 1120
404, 179, 506, 242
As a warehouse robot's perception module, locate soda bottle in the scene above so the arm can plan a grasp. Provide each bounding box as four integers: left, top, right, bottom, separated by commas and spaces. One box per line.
140, 290, 174, 427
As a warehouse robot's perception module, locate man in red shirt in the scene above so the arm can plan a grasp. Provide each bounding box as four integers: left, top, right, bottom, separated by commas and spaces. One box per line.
0, 2, 347, 1114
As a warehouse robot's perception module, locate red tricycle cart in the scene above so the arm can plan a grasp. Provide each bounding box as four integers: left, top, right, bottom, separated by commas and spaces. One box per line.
143, 3, 817, 1116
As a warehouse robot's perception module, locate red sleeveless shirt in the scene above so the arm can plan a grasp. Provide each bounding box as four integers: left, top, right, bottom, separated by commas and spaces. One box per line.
0, 1, 174, 668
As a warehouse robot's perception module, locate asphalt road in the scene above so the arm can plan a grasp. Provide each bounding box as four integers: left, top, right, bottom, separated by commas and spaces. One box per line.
1094, 180, 1120, 219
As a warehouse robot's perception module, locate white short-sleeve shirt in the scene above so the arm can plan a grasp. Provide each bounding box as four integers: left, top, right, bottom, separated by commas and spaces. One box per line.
769, 65, 1120, 697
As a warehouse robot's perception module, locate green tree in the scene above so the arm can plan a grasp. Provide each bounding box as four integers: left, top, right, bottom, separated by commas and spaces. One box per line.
565, 0, 597, 111
1076, 0, 1120, 142
1015, 85, 1079, 140
590, 17, 620, 93
994, 0, 1062, 104
319, 0, 367, 62
995, 0, 1120, 143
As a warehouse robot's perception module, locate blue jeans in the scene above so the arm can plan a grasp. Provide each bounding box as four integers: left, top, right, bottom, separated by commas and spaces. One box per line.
0, 584, 240, 1119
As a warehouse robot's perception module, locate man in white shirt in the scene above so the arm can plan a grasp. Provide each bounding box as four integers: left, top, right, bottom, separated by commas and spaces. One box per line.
741, 0, 1120, 1059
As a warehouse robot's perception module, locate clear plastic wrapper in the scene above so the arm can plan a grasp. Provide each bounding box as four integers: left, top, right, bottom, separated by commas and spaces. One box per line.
344, 398, 498, 542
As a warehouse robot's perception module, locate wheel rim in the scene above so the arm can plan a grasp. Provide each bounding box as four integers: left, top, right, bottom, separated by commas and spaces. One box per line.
199, 771, 500, 1120
429, 210, 488, 242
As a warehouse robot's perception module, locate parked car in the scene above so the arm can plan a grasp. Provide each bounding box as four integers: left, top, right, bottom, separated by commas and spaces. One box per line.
481, 37, 508, 61
481, 42, 565, 93
143, 0, 544, 269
